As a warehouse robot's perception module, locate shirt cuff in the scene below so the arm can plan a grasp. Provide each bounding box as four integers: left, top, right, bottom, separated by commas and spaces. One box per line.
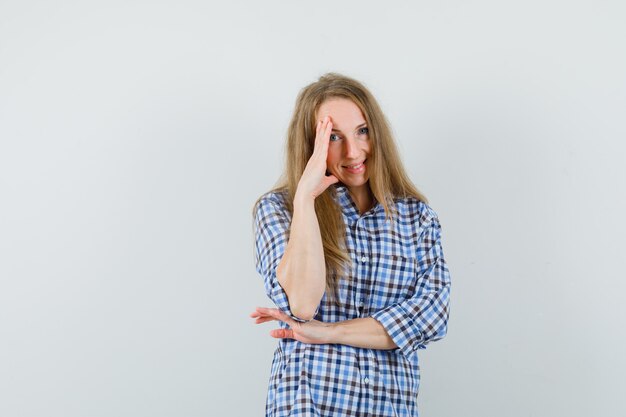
371, 303, 426, 359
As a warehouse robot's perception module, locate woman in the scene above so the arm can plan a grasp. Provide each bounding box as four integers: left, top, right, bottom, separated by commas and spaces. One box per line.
250, 73, 451, 417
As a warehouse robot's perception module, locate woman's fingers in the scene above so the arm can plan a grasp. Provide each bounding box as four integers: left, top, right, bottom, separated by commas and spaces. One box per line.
250, 311, 279, 324
262, 307, 293, 324
270, 328, 294, 339
251, 308, 297, 338
314, 117, 332, 155
251, 307, 330, 344
250, 308, 283, 325
252, 307, 295, 326
316, 118, 323, 136
254, 315, 277, 324
250, 308, 276, 322
294, 115, 336, 200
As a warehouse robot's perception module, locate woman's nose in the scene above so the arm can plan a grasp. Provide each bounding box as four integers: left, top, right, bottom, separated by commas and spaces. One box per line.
344, 137, 359, 158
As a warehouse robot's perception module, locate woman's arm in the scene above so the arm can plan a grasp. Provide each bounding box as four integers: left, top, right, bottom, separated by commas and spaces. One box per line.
275, 116, 338, 321
251, 307, 398, 350
276, 194, 326, 320
328, 317, 398, 350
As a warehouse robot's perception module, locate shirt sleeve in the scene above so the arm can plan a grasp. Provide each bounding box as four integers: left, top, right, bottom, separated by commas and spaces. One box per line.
371, 214, 451, 359
253, 194, 321, 323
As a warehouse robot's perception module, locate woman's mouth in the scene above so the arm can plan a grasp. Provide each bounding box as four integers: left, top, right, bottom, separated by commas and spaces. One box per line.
343, 160, 366, 174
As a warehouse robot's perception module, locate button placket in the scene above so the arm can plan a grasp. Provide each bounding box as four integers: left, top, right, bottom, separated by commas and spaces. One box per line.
353, 219, 369, 316
357, 349, 377, 413
356, 254, 368, 313
355, 218, 372, 317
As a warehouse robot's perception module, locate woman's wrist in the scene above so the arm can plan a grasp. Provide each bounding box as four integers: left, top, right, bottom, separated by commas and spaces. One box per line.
325, 321, 344, 345
293, 190, 315, 208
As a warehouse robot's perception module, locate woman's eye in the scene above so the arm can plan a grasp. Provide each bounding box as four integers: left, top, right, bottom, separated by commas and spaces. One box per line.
329, 134, 340, 142
358, 127, 369, 135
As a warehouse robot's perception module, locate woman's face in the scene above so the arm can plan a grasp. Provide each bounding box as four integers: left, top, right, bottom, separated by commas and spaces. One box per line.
316, 98, 371, 194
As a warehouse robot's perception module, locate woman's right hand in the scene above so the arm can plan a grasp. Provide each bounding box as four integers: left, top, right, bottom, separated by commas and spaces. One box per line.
295, 115, 339, 201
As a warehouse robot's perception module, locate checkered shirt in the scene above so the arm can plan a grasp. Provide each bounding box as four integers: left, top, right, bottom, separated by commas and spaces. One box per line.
254, 183, 451, 417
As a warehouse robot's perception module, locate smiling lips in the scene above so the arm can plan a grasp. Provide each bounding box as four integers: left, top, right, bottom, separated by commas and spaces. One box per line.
343, 160, 366, 174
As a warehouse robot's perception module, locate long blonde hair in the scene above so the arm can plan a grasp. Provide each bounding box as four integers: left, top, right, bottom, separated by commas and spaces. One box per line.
255, 72, 427, 305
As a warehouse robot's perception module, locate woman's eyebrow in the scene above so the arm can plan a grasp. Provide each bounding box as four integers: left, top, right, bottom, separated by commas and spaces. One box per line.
331, 122, 367, 133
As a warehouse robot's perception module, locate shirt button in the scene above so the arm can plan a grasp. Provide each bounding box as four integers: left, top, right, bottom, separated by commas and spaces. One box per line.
360, 256, 369, 263
358, 298, 365, 307
363, 377, 370, 384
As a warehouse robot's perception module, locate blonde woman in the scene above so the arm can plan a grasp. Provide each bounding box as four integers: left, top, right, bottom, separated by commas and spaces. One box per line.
250, 73, 451, 417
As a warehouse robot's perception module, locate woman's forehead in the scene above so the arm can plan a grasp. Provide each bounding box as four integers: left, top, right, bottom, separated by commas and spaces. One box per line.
316, 98, 366, 130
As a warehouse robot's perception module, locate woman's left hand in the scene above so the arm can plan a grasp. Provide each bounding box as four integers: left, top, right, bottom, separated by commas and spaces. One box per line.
250, 307, 336, 344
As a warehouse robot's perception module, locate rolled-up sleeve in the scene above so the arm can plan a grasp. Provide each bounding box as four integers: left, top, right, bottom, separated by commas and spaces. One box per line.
371, 215, 451, 359
253, 194, 320, 323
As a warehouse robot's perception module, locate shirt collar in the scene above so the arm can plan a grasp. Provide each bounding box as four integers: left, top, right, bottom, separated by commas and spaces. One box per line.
332, 183, 383, 220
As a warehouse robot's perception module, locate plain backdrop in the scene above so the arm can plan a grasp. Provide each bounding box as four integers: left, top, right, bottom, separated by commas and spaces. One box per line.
1, 1, 625, 416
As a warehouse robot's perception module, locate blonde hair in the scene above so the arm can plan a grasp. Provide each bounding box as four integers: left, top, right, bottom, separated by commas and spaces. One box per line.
255, 72, 427, 305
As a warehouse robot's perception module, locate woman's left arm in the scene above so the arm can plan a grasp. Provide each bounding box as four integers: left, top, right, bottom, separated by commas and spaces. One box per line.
370, 215, 451, 356
326, 215, 451, 352
250, 307, 397, 349
328, 317, 398, 350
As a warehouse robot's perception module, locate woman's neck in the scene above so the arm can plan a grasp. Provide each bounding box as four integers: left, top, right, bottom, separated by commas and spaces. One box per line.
347, 185, 374, 215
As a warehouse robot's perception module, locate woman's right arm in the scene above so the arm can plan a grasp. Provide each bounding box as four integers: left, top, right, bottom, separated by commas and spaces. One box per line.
276, 193, 325, 320
276, 116, 338, 321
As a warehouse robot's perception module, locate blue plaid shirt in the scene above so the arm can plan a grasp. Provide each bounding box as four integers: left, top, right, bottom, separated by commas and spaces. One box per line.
254, 183, 451, 417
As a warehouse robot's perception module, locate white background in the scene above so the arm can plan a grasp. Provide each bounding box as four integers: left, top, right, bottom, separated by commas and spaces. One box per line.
1, 1, 625, 416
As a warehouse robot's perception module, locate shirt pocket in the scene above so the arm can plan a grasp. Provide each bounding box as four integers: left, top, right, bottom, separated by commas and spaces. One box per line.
371, 253, 419, 307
